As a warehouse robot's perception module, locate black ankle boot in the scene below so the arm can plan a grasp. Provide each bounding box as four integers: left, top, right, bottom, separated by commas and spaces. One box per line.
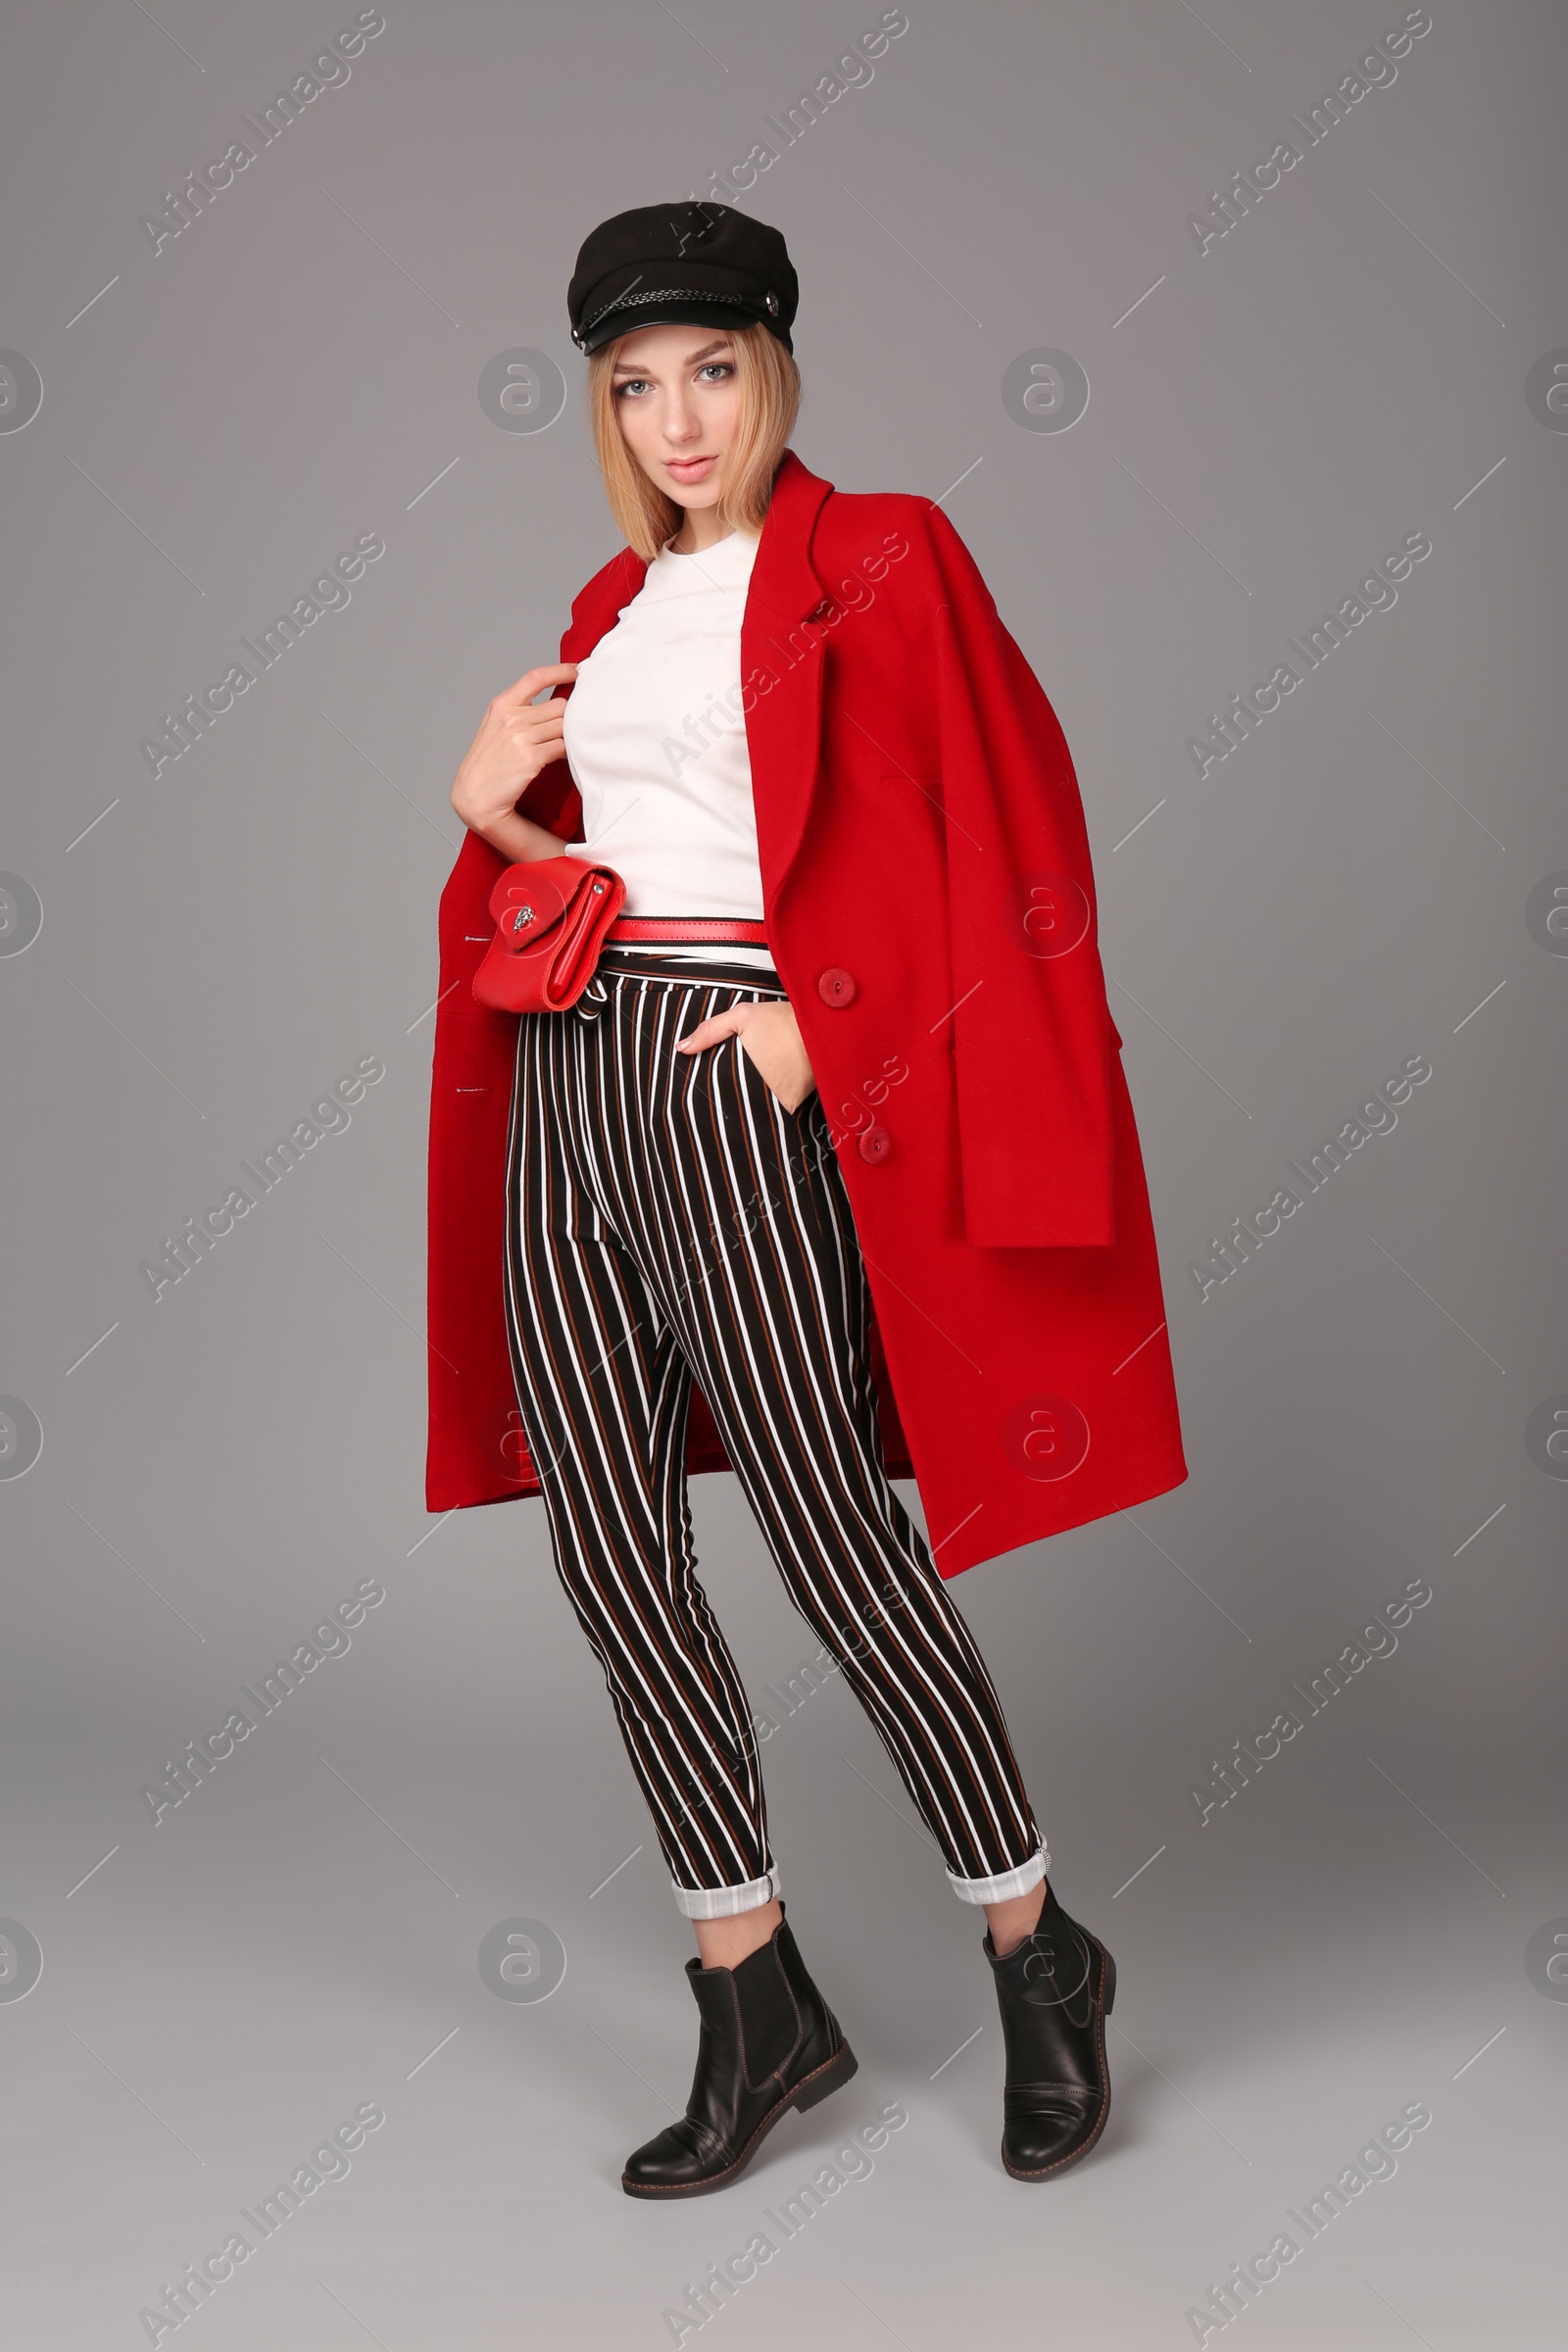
622, 1906, 858, 2199
983, 1881, 1115, 2180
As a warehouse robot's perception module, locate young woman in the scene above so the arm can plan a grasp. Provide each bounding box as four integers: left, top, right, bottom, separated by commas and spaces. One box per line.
427, 203, 1186, 2195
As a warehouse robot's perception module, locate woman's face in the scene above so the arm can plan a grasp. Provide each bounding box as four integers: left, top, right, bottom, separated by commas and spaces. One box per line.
610, 324, 742, 517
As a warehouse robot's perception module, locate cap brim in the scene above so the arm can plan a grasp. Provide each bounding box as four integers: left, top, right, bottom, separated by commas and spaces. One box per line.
574, 297, 791, 355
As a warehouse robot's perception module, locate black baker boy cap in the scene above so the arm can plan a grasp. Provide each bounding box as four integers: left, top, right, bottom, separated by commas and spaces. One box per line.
567, 202, 799, 356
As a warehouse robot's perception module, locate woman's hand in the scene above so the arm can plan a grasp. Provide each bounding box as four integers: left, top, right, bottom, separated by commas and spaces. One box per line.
676, 1000, 817, 1113
451, 662, 579, 861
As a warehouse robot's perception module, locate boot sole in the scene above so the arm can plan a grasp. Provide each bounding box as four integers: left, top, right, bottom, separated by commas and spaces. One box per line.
621, 2041, 859, 2199
1000, 1937, 1116, 2183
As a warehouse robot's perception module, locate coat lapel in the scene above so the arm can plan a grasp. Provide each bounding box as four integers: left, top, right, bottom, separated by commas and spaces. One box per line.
561, 544, 647, 662
742, 451, 834, 904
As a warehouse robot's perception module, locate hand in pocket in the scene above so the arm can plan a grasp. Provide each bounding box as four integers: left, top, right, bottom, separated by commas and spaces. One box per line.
675, 1000, 817, 1113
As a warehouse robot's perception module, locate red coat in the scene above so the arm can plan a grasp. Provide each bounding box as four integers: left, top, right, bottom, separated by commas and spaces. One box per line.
425, 452, 1186, 1576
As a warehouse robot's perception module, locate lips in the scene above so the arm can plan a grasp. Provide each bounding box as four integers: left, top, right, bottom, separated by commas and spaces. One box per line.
664, 455, 717, 482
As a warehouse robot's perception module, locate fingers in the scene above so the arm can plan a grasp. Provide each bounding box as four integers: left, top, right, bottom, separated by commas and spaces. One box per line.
674, 1007, 749, 1054
498, 662, 578, 707
521, 733, 570, 769
520, 701, 567, 734
671, 1002, 815, 1109
675, 1015, 736, 1054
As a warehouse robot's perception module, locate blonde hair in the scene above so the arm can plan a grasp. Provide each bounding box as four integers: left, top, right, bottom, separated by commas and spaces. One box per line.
586, 321, 801, 561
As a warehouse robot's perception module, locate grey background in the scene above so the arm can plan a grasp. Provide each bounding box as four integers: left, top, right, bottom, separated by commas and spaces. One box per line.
2, 0, 1564, 2344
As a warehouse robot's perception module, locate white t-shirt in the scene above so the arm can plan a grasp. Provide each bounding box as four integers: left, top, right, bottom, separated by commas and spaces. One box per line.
564, 528, 774, 965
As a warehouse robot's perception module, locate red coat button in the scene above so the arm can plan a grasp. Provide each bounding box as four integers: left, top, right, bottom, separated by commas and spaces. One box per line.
818, 967, 858, 1007
858, 1124, 892, 1164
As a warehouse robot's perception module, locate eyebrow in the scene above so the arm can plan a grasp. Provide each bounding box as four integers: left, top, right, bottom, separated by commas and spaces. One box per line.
612, 336, 733, 375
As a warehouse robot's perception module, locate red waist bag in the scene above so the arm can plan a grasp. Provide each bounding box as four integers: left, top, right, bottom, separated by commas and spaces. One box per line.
471, 856, 626, 1014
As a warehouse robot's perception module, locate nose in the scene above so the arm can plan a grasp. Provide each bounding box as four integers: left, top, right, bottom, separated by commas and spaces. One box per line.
662, 382, 704, 447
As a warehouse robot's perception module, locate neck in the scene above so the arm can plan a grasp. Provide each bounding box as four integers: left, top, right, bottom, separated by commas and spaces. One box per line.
669, 508, 731, 556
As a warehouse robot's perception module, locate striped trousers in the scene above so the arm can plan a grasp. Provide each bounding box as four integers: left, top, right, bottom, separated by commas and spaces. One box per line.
502, 948, 1046, 1919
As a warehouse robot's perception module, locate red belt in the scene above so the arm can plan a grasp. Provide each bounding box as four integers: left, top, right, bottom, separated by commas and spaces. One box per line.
606, 916, 770, 944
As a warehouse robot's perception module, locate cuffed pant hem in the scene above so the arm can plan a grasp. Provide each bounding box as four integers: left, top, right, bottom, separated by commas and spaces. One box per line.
671, 1865, 782, 1921
946, 1838, 1049, 1907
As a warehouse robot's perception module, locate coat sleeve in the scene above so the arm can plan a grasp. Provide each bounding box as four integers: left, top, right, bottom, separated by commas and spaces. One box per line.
423, 709, 584, 1510
924, 503, 1120, 1249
